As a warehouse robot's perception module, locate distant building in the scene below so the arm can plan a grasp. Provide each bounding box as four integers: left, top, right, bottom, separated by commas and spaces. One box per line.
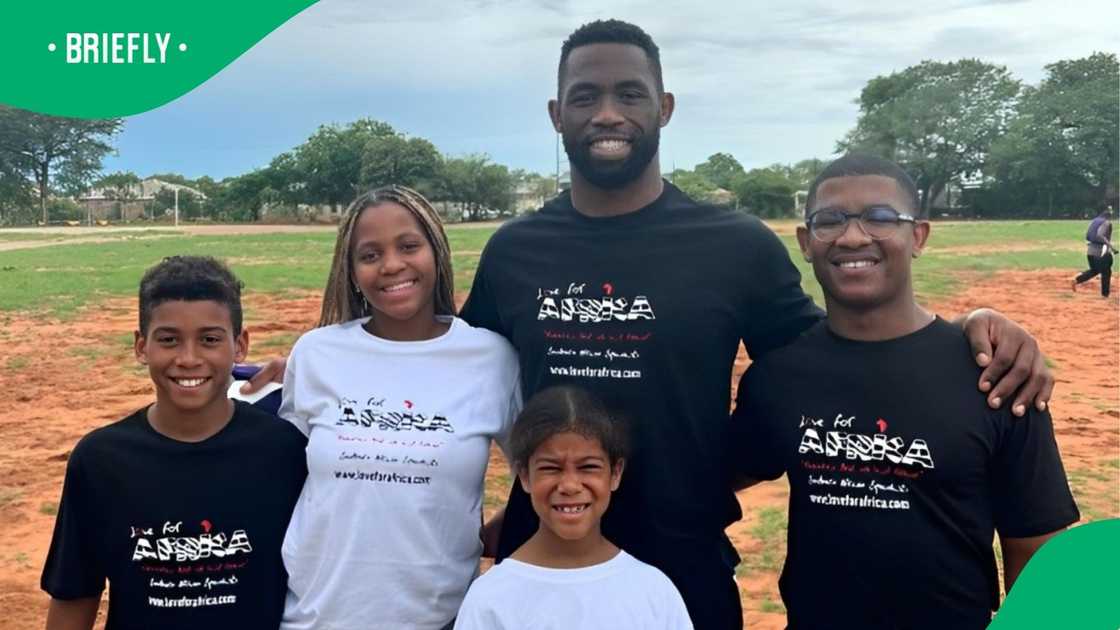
78, 178, 207, 221
513, 181, 554, 214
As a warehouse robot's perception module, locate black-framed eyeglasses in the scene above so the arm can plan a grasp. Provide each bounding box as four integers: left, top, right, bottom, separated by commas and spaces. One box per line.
806, 206, 918, 242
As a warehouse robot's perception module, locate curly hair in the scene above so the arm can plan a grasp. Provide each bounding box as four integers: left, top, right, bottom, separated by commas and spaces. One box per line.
138, 256, 243, 335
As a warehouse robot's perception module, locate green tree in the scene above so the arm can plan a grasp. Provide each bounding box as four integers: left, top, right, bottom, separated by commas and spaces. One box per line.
987, 52, 1119, 216
149, 187, 203, 220
294, 118, 396, 211
210, 170, 273, 221
434, 155, 515, 221
145, 172, 194, 186
359, 134, 441, 193
694, 152, 746, 191
0, 157, 33, 225
841, 59, 1020, 213
0, 105, 123, 224
772, 158, 828, 191
734, 168, 797, 218
670, 168, 720, 203
263, 151, 306, 208
94, 171, 141, 221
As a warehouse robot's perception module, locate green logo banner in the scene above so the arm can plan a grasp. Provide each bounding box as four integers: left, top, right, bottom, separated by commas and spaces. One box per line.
990, 518, 1119, 629
0, 0, 318, 118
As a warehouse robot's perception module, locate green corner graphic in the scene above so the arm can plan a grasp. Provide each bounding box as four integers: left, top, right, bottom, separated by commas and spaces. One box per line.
1, 0, 318, 118
990, 519, 1119, 629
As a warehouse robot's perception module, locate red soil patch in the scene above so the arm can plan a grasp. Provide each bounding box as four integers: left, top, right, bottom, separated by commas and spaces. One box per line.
0, 270, 1115, 629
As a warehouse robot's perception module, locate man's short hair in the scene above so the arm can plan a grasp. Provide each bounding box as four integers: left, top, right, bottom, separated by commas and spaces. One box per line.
138, 256, 243, 336
558, 19, 663, 95
806, 153, 923, 218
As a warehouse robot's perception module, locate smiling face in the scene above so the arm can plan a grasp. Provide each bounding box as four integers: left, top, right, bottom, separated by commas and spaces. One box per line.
519, 431, 624, 544
350, 201, 439, 338
135, 299, 247, 417
797, 174, 930, 312
550, 42, 673, 190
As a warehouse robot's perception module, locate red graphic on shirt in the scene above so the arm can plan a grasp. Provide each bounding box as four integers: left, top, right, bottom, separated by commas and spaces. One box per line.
404, 400, 413, 409
876, 418, 889, 432
201, 519, 212, 533
602, 282, 614, 296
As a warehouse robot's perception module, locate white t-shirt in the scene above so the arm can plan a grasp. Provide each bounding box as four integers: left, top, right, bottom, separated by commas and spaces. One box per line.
454, 551, 695, 630
279, 316, 521, 630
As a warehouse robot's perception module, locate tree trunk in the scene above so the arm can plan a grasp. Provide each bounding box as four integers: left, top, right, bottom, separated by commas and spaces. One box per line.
38, 162, 49, 225
928, 180, 946, 216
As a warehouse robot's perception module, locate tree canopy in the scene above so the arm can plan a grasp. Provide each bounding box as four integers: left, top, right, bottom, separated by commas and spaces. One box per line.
0, 106, 123, 223
0, 51, 1114, 224
840, 59, 1021, 213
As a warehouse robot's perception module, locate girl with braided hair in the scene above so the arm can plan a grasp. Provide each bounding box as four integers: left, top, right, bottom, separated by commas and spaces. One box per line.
278, 185, 522, 630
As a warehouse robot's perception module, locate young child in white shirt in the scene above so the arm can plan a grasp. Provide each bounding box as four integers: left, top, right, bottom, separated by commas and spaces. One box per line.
455, 386, 694, 630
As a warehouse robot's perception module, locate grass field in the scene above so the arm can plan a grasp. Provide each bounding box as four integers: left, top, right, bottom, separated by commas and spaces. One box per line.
0, 220, 1090, 316
0, 219, 1115, 630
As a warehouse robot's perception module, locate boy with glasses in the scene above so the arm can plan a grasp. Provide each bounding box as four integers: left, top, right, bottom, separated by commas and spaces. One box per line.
729, 154, 1079, 629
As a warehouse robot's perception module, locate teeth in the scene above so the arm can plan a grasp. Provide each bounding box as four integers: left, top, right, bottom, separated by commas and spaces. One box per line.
382, 280, 416, 293
839, 260, 876, 269
175, 378, 206, 387
592, 139, 628, 150
556, 504, 588, 514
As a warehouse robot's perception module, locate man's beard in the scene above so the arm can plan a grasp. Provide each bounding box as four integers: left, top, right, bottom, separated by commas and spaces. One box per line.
564, 128, 660, 191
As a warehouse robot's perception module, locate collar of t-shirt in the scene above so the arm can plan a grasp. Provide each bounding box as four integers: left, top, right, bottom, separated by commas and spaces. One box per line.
547, 181, 687, 229
347, 315, 459, 350
497, 550, 632, 583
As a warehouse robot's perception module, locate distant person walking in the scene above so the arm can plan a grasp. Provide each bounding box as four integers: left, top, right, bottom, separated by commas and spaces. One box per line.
1072, 206, 1117, 297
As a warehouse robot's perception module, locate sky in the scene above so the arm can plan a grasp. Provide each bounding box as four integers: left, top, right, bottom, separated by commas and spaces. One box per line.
103, 0, 1119, 181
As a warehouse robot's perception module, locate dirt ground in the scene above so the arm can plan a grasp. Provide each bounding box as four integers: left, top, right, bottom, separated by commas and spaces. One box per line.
0, 269, 1115, 628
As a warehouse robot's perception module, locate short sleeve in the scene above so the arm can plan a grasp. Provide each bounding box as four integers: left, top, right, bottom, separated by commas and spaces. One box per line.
740, 225, 823, 358
459, 242, 506, 337
41, 448, 105, 599
1097, 221, 1111, 242
991, 407, 1080, 538
278, 341, 310, 437
656, 575, 695, 630
728, 364, 786, 481
452, 580, 502, 630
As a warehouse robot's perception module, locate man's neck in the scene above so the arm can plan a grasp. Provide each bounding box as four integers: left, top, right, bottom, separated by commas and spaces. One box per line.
569, 159, 664, 218
825, 292, 934, 342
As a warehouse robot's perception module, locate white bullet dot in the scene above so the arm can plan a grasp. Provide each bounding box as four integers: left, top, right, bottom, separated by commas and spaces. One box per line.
179, 43, 188, 52
48, 43, 56, 52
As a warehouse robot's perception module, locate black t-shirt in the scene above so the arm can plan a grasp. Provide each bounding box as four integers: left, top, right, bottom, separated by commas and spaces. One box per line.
41, 401, 308, 630
731, 318, 1079, 630
460, 183, 822, 573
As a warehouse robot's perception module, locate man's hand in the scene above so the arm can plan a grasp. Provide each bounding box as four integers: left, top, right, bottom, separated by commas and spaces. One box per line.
960, 309, 1053, 417
238, 357, 288, 395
